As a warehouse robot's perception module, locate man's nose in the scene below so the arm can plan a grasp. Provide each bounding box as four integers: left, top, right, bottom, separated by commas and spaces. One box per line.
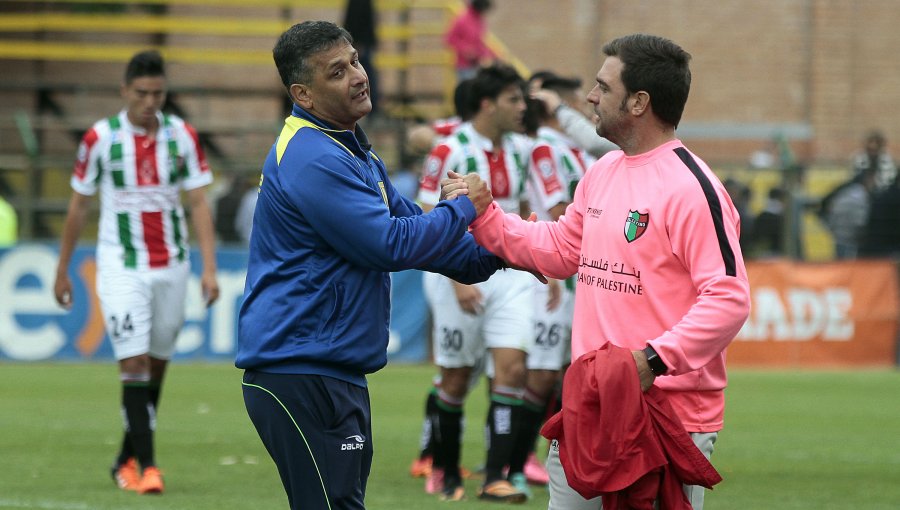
351, 64, 368, 84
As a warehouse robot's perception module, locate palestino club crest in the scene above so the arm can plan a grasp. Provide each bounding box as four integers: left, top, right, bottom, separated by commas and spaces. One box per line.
624, 210, 649, 243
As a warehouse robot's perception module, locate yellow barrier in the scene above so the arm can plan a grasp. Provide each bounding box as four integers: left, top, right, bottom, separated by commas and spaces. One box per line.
2, 0, 451, 9
0, 40, 450, 68
0, 14, 444, 39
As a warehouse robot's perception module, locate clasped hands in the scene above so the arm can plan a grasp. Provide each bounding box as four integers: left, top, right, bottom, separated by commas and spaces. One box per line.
440, 171, 493, 217
440, 171, 548, 284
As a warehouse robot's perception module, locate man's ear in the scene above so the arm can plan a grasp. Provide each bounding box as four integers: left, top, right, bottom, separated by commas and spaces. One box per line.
631, 91, 650, 117
480, 97, 495, 116
291, 84, 312, 109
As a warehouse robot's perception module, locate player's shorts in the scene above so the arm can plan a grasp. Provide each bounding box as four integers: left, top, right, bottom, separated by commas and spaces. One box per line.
96, 261, 189, 361
527, 281, 573, 371
424, 269, 534, 369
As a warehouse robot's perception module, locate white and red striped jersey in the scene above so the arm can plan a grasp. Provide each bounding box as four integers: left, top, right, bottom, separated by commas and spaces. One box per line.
527, 126, 596, 221
72, 110, 213, 270
418, 122, 534, 215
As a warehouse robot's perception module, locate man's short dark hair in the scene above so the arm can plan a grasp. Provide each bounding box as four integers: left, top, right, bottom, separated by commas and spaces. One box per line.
533, 71, 582, 95
865, 130, 886, 148
467, 63, 524, 115
471, 0, 492, 14
453, 78, 475, 121
602, 34, 692, 128
523, 96, 549, 136
124, 50, 165, 84
273, 20, 354, 91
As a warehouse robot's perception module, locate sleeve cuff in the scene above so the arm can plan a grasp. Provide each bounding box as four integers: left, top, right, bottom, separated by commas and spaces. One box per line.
470, 201, 498, 229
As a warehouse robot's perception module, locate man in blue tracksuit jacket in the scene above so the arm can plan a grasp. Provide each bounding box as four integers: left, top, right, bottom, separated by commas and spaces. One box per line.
237, 21, 509, 510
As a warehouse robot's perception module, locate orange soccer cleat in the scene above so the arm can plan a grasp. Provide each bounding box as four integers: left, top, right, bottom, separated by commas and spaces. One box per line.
478, 480, 527, 503
111, 458, 140, 491
137, 466, 164, 495
409, 455, 433, 478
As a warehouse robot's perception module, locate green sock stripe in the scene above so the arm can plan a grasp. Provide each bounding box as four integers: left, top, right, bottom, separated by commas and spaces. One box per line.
490, 393, 523, 406
122, 381, 150, 388
242, 381, 332, 510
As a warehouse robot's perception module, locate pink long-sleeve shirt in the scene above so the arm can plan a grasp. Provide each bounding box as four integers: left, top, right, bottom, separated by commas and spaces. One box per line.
444, 6, 495, 70
470, 140, 751, 431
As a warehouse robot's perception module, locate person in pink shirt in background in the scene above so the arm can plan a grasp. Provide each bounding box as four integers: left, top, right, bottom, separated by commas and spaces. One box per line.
443, 33, 751, 510
445, 0, 497, 81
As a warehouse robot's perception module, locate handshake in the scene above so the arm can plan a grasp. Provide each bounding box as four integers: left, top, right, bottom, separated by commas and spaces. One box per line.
440, 171, 493, 217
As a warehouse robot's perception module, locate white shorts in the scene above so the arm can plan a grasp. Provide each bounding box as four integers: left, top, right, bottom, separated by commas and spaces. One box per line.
424, 269, 534, 369
528, 281, 573, 371
96, 262, 190, 361
546, 432, 717, 510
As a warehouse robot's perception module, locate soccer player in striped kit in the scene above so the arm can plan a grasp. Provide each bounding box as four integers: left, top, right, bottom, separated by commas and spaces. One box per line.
417, 63, 556, 503
54, 50, 219, 495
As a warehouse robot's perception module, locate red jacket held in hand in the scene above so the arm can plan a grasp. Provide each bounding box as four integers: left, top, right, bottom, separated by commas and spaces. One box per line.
541, 344, 723, 509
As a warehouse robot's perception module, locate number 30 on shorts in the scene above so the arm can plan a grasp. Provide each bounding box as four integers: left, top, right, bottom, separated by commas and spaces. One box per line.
440, 327, 463, 352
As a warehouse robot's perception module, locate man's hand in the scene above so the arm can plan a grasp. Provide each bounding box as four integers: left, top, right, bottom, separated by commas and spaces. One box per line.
453, 282, 484, 315
631, 349, 656, 392
531, 89, 563, 114
440, 173, 467, 201
441, 171, 493, 217
54, 272, 73, 309
201, 270, 220, 308
500, 259, 548, 284
546, 279, 562, 311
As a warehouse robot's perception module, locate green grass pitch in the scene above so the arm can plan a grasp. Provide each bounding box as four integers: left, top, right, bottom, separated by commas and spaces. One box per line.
1, 363, 898, 509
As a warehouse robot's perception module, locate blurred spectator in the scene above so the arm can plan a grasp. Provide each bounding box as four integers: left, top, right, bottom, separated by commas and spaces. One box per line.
0, 176, 17, 246
343, 0, 381, 116
444, 0, 496, 81
748, 186, 786, 258
724, 177, 753, 253
851, 130, 896, 190
824, 167, 878, 259
860, 176, 900, 258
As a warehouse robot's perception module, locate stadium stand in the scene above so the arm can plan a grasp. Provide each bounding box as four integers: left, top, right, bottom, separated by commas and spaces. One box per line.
0, 0, 483, 239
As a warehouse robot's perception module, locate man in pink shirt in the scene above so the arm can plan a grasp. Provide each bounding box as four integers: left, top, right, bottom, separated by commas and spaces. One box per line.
444, 0, 496, 81
444, 34, 751, 509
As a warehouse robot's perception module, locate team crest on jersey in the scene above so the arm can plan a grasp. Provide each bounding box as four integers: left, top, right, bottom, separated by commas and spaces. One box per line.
624, 210, 649, 243
424, 155, 442, 178
538, 157, 554, 179
420, 146, 450, 192
76, 142, 88, 163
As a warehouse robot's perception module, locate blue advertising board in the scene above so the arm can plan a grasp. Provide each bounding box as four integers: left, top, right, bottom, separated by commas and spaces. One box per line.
0, 244, 430, 363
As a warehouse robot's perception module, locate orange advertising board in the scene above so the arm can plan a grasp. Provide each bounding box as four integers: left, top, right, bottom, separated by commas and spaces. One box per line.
728, 260, 899, 367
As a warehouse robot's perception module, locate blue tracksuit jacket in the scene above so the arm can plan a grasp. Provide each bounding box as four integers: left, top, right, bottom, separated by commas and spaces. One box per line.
236, 105, 504, 385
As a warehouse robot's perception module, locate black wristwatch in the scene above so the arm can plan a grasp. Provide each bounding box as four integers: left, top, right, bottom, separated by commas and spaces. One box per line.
642, 345, 668, 376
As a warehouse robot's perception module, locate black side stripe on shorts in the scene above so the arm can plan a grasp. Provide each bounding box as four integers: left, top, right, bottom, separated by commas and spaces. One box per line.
673, 147, 737, 277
